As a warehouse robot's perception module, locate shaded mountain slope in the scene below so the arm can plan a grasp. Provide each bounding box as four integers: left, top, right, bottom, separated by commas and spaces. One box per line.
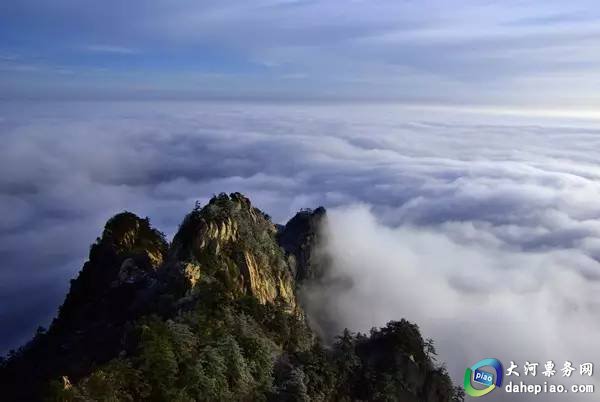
0, 193, 462, 402
277, 207, 326, 282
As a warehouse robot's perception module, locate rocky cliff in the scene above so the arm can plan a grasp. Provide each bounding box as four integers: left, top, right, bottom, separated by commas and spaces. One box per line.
277, 207, 327, 282
167, 192, 297, 311
0, 193, 462, 402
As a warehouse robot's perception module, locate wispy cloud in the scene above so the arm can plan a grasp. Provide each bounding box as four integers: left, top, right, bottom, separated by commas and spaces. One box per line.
0, 53, 20, 61
0, 62, 40, 72
83, 45, 139, 54
2, 1, 600, 104
505, 12, 597, 27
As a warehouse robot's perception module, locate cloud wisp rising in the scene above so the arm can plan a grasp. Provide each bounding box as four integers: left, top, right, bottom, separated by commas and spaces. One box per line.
306, 205, 600, 401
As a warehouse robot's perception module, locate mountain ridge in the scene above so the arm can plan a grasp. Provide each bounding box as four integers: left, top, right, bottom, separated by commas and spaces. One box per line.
0, 192, 463, 402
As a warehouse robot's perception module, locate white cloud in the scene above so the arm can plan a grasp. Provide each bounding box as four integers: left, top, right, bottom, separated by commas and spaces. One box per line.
2, 101, 600, 402
83, 45, 139, 54
306, 206, 600, 400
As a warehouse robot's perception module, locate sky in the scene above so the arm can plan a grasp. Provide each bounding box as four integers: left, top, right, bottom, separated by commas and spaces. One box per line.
2, 0, 600, 108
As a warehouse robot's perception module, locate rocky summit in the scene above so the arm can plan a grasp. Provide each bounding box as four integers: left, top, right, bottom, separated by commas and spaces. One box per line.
0, 193, 463, 402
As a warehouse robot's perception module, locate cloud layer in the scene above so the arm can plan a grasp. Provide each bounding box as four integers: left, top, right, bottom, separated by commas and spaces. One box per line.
307, 206, 600, 400
2, 101, 600, 400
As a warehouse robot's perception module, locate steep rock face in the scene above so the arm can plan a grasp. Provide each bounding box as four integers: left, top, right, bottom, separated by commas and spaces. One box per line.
277, 207, 327, 282
168, 192, 297, 312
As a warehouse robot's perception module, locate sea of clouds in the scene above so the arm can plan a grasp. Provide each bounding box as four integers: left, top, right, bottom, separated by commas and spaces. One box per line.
2, 101, 600, 400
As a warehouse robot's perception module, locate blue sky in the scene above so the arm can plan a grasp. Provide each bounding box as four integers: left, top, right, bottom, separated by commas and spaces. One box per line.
3, 1, 600, 106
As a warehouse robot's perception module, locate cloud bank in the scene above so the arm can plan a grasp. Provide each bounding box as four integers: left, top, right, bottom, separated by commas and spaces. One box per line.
306, 206, 600, 400
2, 101, 600, 400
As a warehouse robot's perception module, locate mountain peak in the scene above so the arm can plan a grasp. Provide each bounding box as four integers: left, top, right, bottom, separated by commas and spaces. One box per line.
278, 206, 327, 281
168, 192, 296, 311
99, 211, 167, 268
0, 193, 461, 402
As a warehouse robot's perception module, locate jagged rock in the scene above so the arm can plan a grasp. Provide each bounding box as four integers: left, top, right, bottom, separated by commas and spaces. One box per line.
239, 250, 295, 312
168, 193, 297, 311
193, 217, 238, 252
277, 207, 327, 281
101, 211, 167, 269
182, 262, 201, 288
62, 376, 72, 390
166, 261, 202, 293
